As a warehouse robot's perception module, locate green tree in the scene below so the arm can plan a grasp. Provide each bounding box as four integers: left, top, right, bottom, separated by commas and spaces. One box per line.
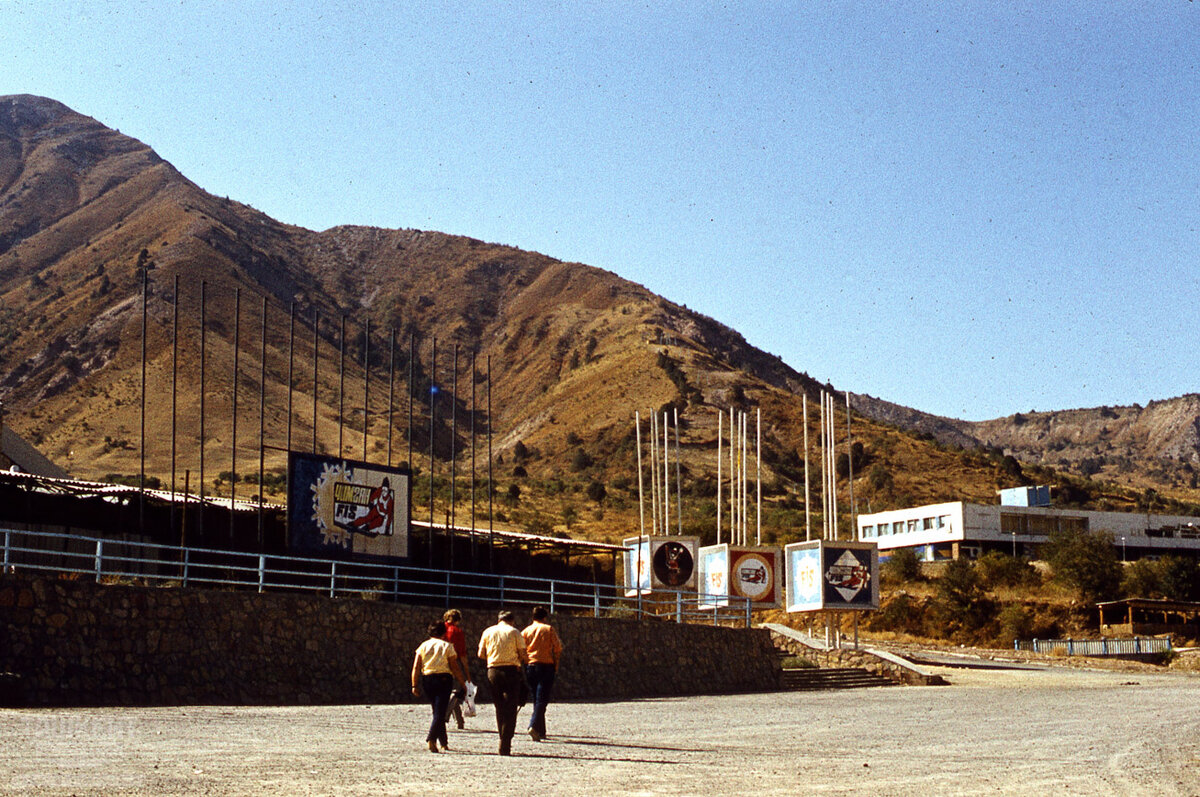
1121, 558, 1162, 599
934, 557, 994, 638
937, 558, 983, 616
1043, 528, 1122, 603
882, 548, 921, 585
1157, 556, 1200, 601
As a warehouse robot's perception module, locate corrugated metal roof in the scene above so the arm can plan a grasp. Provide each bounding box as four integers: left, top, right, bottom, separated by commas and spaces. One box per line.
1, 470, 628, 551
0, 469, 276, 513
1, 428, 68, 478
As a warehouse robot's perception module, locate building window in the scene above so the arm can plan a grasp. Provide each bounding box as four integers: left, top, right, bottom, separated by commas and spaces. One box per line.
923, 517, 934, 531
1001, 513, 1026, 534
937, 515, 948, 529
862, 524, 874, 538
893, 521, 904, 535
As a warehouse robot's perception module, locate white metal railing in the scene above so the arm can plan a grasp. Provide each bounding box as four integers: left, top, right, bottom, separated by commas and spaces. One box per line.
1014, 636, 1172, 657
0, 527, 753, 627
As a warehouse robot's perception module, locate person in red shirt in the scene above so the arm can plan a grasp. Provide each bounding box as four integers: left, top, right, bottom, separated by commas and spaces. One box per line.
442, 609, 471, 729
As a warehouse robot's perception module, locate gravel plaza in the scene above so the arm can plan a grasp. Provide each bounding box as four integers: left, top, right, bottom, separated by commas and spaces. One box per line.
2, 664, 1199, 796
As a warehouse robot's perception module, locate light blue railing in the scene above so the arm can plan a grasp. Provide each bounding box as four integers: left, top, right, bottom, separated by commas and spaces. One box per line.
0, 527, 752, 627
1014, 636, 1172, 656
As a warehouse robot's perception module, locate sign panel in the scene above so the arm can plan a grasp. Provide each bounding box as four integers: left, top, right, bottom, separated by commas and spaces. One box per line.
786, 543, 824, 612
785, 540, 879, 612
729, 547, 781, 606
622, 536, 652, 597
650, 536, 698, 591
288, 452, 411, 559
698, 544, 730, 607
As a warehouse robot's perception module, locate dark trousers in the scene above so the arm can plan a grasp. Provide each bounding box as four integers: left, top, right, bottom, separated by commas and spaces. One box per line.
487, 665, 524, 754
446, 682, 466, 728
525, 663, 556, 737
421, 673, 454, 746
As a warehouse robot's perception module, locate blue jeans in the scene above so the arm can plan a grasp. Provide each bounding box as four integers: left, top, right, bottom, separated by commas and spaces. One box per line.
525, 663, 556, 737
421, 673, 454, 746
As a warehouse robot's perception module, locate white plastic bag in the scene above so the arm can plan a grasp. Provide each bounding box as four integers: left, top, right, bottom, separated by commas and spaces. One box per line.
463, 681, 477, 718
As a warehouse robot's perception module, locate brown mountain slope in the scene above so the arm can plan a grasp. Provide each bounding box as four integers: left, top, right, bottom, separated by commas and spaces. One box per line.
1, 95, 1193, 544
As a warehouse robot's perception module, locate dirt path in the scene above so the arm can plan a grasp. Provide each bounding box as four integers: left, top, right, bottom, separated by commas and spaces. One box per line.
2, 664, 1198, 795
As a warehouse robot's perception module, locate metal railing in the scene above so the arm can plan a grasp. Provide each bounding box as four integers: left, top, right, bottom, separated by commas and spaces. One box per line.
1014, 636, 1172, 657
0, 527, 753, 627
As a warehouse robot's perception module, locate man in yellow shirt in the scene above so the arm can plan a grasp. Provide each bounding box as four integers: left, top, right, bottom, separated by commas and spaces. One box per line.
521, 605, 563, 742
477, 609, 528, 755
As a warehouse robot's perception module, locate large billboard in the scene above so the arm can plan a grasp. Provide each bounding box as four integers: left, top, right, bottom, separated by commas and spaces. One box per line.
288, 452, 411, 559
785, 540, 879, 613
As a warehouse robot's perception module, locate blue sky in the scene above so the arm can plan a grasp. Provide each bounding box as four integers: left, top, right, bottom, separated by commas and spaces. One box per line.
3, 2, 1198, 421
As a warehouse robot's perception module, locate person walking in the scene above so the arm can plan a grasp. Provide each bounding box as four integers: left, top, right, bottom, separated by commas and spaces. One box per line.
412, 621, 466, 753
443, 609, 472, 729
521, 605, 563, 742
477, 609, 528, 756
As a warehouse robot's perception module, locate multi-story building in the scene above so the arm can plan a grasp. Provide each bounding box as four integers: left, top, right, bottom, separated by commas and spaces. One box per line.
857, 487, 1200, 561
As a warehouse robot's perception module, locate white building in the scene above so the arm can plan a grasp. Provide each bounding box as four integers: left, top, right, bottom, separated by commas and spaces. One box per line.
857, 499, 1200, 562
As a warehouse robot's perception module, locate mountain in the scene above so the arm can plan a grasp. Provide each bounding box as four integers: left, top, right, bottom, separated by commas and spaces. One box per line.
2, 94, 1197, 544
850, 391, 1200, 498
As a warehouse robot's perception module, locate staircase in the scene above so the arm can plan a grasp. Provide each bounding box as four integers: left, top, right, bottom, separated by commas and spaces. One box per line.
780, 666, 895, 691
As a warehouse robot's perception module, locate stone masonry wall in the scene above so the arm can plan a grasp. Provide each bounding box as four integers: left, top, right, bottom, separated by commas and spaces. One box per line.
0, 575, 781, 706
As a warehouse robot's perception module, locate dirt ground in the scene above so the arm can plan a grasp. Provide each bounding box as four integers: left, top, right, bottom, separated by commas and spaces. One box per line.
2, 662, 1199, 796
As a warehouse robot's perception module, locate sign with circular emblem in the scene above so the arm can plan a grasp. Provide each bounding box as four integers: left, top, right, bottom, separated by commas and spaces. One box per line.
651, 539, 696, 588
731, 551, 775, 602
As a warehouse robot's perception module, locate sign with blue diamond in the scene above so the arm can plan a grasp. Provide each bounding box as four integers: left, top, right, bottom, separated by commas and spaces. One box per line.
785, 540, 879, 613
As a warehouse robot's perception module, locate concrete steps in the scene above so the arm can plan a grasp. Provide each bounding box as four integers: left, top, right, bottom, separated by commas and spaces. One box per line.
781, 666, 895, 691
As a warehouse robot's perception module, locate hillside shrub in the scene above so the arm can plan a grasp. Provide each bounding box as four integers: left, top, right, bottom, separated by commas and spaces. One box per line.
585, 481, 607, 503
994, 604, 1034, 645
975, 552, 1040, 590
865, 593, 930, 637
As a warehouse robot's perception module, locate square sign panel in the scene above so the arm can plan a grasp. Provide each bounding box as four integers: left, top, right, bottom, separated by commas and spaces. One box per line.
729, 546, 782, 608
698, 544, 730, 607
785, 540, 879, 613
622, 536, 652, 597
649, 536, 699, 591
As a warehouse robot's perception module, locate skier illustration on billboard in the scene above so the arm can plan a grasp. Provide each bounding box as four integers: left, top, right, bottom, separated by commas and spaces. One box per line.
336, 477, 395, 538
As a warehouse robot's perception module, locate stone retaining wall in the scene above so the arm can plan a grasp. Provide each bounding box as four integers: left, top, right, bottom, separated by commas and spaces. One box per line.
0, 575, 781, 706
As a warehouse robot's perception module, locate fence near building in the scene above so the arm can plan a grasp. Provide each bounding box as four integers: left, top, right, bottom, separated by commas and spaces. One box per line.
1014, 636, 1172, 657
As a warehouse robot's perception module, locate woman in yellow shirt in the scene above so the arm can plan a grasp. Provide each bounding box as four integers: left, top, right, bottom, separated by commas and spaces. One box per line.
412, 621, 466, 753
